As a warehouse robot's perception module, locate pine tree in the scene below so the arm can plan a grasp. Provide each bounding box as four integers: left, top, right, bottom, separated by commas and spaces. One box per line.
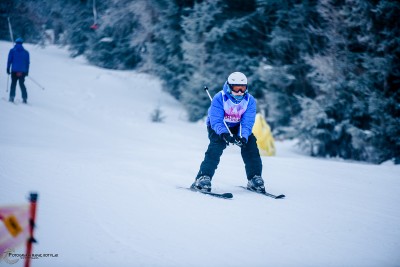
295, 0, 399, 163
180, 0, 262, 121
86, 0, 150, 69
143, 0, 189, 100
245, 0, 321, 134
0, 0, 14, 42
180, 0, 224, 121
368, 0, 400, 163
0, 0, 51, 43
60, 0, 95, 57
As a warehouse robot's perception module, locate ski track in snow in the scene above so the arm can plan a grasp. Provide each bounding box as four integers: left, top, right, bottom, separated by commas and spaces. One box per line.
1, 41, 400, 267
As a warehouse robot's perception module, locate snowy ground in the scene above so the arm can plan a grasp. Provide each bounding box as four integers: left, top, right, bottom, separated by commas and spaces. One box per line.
0, 41, 399, 267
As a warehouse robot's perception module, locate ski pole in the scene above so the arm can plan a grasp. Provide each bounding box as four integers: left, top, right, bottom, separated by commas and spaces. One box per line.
28, 76, 45, 90
6, 74, 9, 93
204, 86, 233, 136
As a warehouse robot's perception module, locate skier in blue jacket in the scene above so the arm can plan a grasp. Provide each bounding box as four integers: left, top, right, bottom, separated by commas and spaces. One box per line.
7, 38, 30, 103
192, 72, 265, 193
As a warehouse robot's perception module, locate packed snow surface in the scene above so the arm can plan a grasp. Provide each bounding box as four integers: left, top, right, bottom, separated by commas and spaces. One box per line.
1, 42, 399, 267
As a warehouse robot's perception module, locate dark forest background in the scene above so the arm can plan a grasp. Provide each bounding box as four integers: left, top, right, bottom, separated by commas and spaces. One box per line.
1, 0, 399, 164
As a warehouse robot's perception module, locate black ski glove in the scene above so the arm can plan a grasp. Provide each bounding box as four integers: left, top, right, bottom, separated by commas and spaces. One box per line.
234, 136, 247, 148
7, 69, 10, 75
220, 133, 235, 145
25, 72, 29, 77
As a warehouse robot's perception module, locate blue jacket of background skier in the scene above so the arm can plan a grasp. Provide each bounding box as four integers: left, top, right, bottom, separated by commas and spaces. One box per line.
206, 81, 256, 141
7, 43, 30, 73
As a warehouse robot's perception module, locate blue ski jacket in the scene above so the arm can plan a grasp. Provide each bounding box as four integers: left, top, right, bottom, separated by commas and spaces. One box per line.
7, 43, 30, 73
206, 81, 256, 141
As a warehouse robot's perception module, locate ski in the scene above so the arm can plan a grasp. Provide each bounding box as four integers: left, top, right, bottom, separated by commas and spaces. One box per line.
178, 186, 233, 199
239, 186, 285, 199
1, 97, 17, 104
190, 187, 233, 199
1, 97, 27, 105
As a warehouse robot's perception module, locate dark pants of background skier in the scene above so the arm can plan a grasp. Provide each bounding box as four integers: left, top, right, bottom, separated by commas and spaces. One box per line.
196, 126, 262, 180
10, 72, 28, 101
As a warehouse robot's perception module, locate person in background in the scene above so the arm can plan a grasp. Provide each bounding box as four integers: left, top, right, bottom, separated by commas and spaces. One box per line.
7, 38, 30, 104
191, 72, 265, 193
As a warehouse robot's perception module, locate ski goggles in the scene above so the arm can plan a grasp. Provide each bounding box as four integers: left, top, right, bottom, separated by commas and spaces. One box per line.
230, 85, 247, 93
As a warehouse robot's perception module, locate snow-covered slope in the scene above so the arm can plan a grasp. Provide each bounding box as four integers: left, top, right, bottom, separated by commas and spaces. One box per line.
1, 41, 399, 267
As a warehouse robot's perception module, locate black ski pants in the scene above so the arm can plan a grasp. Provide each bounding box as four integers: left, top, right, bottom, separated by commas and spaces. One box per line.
196, 126, 262, 180
10, 72, 28, 101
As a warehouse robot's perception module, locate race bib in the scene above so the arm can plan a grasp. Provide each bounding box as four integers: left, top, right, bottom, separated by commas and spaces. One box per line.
222, 92, 249, 123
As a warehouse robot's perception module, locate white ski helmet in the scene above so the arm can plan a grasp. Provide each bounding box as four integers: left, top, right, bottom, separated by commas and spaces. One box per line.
227, 72, 248, 95
228, 72, 247, 86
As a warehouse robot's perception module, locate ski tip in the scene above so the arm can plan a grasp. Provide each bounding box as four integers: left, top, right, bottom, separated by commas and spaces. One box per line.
185, 186, 233, 199
275, 194, 286, 199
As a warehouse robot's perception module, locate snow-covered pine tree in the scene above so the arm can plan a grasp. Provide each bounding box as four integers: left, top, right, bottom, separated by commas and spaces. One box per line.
0, 1, 12, 40
180, 0, 262, 121
256, 1, 319, 130
367, 0, 400, 163
0, 0, 51, 44
144, 0, 187, 100
294, 0, 369, 160
180, 0, 223, 121
86, 0, 150, 69
295, 0, 399, 163
62, 1, 96, 57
